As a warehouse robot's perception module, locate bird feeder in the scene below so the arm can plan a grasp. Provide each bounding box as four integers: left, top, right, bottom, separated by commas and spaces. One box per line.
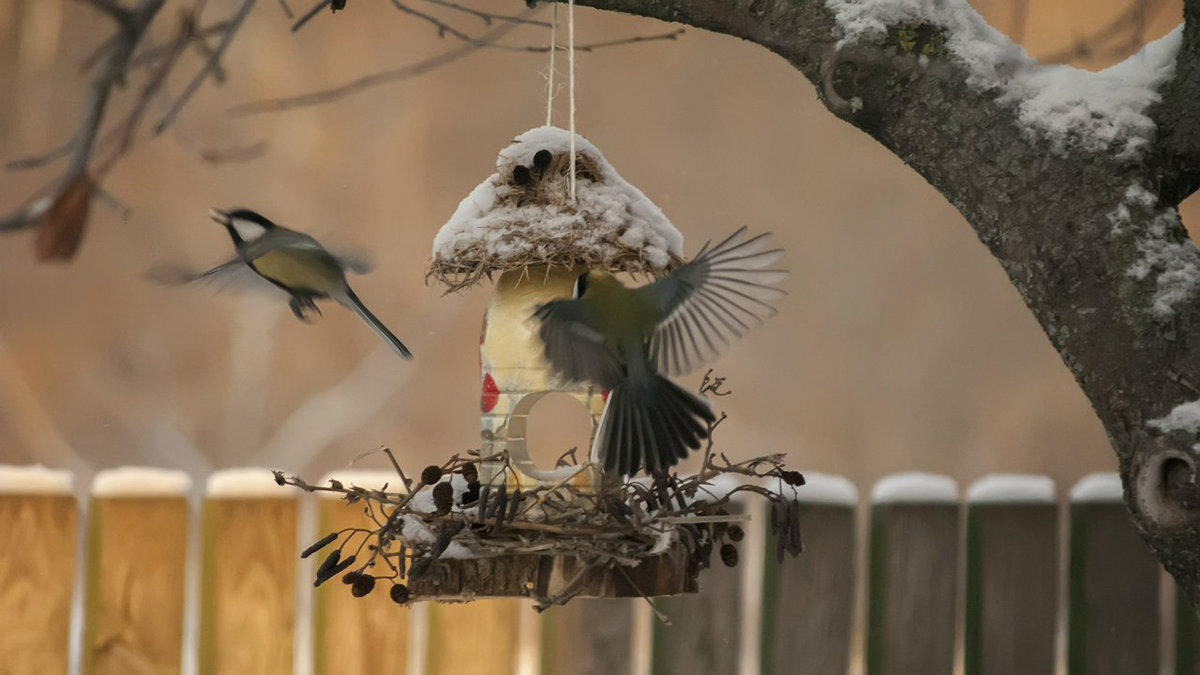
286, 127, 805, 607
430, 126, 684, 494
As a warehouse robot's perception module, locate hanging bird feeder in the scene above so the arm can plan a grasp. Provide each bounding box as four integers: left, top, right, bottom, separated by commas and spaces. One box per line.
281, 127, 805, 608
430, 126, 684, 495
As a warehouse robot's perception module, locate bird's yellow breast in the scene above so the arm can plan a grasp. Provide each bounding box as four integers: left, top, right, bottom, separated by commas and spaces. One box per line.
251, 249, 343, 294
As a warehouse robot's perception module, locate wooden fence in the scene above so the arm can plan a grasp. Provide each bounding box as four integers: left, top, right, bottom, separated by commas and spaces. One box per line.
0, 465, 1193, 674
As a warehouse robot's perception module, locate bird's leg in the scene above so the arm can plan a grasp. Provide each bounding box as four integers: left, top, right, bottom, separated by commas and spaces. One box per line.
288, 295, 322, 323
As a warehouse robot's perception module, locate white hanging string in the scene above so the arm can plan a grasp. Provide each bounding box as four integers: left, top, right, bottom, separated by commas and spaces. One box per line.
543, 0, 579, 203
545, 3, 557, 127
567, 0, 577, 203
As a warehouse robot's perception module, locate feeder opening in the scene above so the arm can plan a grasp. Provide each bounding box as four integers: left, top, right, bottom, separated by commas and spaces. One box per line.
522, 391, 596, 472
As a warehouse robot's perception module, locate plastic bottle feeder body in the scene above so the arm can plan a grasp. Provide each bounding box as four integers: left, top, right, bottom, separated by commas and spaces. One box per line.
479, 265, 606, 489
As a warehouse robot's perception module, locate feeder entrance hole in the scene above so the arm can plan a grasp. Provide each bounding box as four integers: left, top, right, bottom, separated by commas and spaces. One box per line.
503, 390, 597, 478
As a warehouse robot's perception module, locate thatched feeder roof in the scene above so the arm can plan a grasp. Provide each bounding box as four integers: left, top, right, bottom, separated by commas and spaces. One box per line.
429, 126, 685, 290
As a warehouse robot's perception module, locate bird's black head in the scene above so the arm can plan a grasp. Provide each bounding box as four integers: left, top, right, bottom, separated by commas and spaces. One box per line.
210, 208, 276, 245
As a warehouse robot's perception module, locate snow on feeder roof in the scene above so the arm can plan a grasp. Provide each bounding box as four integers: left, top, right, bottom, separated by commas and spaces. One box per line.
429, 126, 685, 289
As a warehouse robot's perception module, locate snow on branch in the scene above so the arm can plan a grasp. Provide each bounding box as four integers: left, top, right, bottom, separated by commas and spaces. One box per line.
1150, 398, 1200, 434
824, 0, 1182, 158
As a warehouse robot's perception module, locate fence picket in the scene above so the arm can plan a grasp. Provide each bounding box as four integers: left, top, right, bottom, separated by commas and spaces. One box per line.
964, 475, 1058, 675
651, 498, 746, 675
0, 466, 76, 674
866, 473, 959, 675
760, 473, 857, 675
1178, 584, 1200, 675
82, 467, 190, 674
312, 470, 409, 675
425, 600, 521, 674
7, 462, 1195, 673
1068, 473, 1161, 675
199, 468, 299, 674
540, 599, 636, 675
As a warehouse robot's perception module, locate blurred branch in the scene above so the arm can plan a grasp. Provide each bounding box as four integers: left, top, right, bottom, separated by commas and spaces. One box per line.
200, 140, 270, 165
236, 5, 680, 115
0, 0, 166, 233
231, 14, 527, 114
1040, 0, 1169, 64
388, 0, 680, 53
154, 0, 256, 134
423, 0, 552, 27
291, 0, 331, 31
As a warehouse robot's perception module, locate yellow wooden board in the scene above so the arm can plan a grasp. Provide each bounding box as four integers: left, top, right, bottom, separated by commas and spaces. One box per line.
0, 494, 76, 674
199, 498, 296, 674
82, 497, 187, 675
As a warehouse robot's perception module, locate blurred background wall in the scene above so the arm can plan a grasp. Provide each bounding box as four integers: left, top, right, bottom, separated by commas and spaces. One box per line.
0, 0, 1188, 488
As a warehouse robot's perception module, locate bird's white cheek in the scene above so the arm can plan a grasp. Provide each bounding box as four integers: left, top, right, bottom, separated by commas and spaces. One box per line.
232, 220, 266, 242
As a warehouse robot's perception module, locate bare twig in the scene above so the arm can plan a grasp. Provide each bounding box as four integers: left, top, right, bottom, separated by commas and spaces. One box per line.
83, 0, 133, 22
199, 140, 269, 165
423, 0, 551, 27
155, 0, 256, 134
291, 0, 331, 32
232, 13, 528, 114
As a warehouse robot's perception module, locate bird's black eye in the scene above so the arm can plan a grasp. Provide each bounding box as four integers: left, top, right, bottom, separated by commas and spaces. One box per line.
573, 272, 589, 299
533, 149, 552, 171
512, 165, 532, 186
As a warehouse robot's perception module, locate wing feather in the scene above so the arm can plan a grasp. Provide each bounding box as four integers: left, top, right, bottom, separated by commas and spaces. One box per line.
641, 227, 786, 376
534, 300, 625, 389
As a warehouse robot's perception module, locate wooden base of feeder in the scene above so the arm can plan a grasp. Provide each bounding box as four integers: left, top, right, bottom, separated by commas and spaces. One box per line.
407, 543, 699, 602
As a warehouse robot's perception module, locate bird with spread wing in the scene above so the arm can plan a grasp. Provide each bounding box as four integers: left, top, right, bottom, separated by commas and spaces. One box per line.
534, 227, 785, 476
149, 208, 412, 360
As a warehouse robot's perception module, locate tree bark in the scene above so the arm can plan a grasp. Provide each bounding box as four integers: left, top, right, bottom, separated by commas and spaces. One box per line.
559, 0, 1200, 608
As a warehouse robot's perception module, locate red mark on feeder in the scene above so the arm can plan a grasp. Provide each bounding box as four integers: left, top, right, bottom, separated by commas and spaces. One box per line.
602, 390, 610, 403
482, 373, 500, 412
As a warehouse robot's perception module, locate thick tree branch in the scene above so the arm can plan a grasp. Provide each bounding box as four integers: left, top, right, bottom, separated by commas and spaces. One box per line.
560, 0, 1200, 608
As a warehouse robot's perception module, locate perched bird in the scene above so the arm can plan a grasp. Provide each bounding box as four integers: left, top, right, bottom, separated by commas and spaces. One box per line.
534, 227, 785, 475
160, 208, 412, 360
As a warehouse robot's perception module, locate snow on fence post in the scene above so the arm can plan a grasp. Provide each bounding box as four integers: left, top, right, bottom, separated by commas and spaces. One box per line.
540, 598, 636, 675
0, 465, 76, 673
199, 468, 299, 674
651, 480, 747, 675
82, 467, 190, 674
866, 473, 960, 675
1068, 473, 1161, 675
312, 470, 409, 675
759, 473, 857, 675
964, 474, 1057, 675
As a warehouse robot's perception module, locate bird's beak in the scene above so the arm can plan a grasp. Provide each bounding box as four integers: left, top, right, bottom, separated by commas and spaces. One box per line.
208, 208, 231, 226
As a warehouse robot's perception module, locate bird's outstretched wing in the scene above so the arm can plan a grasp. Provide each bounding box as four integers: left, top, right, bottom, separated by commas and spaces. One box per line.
533, 300, 625, 389
638, 227, 786, 376
145, 257, 273, 291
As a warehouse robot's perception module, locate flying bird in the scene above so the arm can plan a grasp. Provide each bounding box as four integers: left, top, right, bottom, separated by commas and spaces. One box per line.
534, 227, 785, 475
153, 208, 412, 360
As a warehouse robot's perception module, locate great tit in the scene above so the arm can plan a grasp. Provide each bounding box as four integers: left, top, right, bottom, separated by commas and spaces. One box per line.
534, 227, 785, 476
205, 208, 413, 360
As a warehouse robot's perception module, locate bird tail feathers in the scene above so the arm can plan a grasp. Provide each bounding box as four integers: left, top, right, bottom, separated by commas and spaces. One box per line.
597, 375, 715, 476
334, 287, 413, 360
